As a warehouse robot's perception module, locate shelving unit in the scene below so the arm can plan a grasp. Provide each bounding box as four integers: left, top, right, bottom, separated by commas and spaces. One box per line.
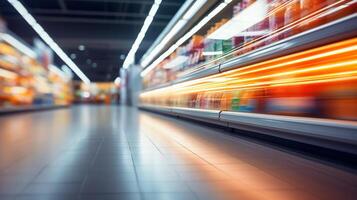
139, 0, 357, 153
0, 31, 72, 111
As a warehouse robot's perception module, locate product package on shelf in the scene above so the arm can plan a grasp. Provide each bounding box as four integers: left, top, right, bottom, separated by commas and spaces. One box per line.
142, 0, 356, 91
1, 32, 73, 109
141, 37, 357, 121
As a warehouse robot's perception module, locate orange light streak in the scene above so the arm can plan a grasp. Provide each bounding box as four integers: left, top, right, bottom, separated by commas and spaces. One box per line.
141, 38, 357, 98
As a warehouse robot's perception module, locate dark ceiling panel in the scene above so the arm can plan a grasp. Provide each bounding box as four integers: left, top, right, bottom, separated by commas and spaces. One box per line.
22, 0, 62, 9
0, 0, 184, 82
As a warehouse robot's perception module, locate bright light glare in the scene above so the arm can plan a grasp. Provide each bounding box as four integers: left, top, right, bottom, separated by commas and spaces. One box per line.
114, 77, 121, 85
182, 0, 207, 20
208, 0, 268, 40
122, 0, 162, 69
0, 68, 18, 79
140, 20, 187, 68
141, 1, 231, 77
0, 33, 36, 58
7, 0, 90, 83
202, 51, 223, 56
82, 91, 91, 98
140, 0, 207, 68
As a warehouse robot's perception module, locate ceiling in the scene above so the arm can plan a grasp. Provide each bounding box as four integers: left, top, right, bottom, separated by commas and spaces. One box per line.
0, 0, 185, 82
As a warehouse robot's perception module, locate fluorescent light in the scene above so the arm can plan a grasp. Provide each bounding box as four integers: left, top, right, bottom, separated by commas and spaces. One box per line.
140, 0, 207, 68
70, 53, 76, 59
208, 0, 268, 40
0, 68, 18, 79
78, 45, 85, 51
182, 0, 207, 20
202, 51, 223, 56
140, 19, 187, 68
123, 0, 162, 69
114, 77, 121, 85
141, 1, 231, 77
7, 0, 90, 84
0, 33, 36, 58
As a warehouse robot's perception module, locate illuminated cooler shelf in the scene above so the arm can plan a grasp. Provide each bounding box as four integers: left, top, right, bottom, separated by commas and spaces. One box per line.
140, 104, 357, 154
140, 1, 357, 154
140, 35, 357, 154
143, 14, 357, 92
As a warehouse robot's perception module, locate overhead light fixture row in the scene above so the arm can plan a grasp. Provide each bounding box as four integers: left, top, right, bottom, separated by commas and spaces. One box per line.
141, 0, 232, 77
122, 0, 163, 69
140, 0, 207, 68
7, 0, 91, 83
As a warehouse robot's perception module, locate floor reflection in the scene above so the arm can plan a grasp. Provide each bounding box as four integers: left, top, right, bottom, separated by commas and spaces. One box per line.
0, 105, 355, 200
138, 112, 357, 200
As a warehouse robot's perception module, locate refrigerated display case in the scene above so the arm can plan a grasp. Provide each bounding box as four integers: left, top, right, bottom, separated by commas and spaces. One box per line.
140, 0, 357, 154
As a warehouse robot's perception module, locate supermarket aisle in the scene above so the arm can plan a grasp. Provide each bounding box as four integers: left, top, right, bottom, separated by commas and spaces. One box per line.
0, 105, 356, 200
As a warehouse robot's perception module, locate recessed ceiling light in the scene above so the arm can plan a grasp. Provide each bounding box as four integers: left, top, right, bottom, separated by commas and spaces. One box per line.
120, 54, 126, 60
70, 53, 76, 59
86, 59, 92, 64
92, 63, 97, 68
78, 45, 85, 51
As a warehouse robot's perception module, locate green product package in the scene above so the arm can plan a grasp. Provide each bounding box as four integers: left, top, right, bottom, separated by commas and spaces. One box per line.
231, 91, 240, 111
222, 39, 233, 53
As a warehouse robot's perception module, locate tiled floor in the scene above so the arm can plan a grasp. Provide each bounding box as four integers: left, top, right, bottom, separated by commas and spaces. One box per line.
0, 105, 356, 200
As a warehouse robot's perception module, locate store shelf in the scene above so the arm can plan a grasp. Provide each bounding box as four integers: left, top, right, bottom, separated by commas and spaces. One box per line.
221, 111, 357, 145
171, 107, 220, 120
220, 14, 357, 72
140, 105, 172, 115
139, 104, 357, 154
173, 64, 220, 84
0, 104, 68, 115
142, 14, 357, 92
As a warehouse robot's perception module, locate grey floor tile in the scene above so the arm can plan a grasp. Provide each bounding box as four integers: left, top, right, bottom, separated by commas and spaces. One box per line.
14, 194, 79, 200
22, 183, 82, 194
0, 182, 27, 195
142, 192, 198, 200
138, 181, 191, 193
0, 106, 356, 200
81, 181, 140, 194
0, 195, 15, 200
79, 194, 141, 200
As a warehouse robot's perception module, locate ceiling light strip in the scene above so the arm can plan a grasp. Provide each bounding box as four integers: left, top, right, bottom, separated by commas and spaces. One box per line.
140, 0, 207, 68
7, 0, 90, 83
122, 0, 163, 69
141, 1, 232, 77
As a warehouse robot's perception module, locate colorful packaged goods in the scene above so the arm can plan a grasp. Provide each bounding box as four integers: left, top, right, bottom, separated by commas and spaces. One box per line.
142, 0, 357, 113
232, 2, 245, 49
230, 90, 241, 111
220, 92, 232, 111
